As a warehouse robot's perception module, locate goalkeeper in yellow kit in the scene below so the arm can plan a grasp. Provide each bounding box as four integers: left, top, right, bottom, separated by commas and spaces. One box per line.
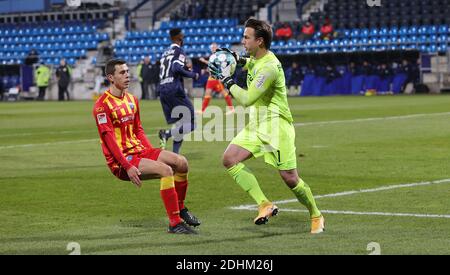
208, 18, 324, 234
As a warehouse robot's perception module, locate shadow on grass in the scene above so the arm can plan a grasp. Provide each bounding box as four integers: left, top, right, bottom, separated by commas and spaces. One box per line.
0, 216, 310, 255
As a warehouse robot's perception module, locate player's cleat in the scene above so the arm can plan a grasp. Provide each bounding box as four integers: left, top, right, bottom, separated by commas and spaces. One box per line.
254, 201, 279, 225
168, 222, 198, 234
310, 215, 325, 234
180, 208, 201, 227
225, 108, 235, 115
158, 129, 167, 150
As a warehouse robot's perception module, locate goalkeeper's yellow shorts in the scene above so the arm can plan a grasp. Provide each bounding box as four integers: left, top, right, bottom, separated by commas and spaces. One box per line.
230, 118, 297, 171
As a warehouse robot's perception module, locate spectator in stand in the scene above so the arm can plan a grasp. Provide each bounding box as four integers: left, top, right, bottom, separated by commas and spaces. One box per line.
193, 2, 205, 19
392, 60, 409, 94
285, 62, 303, 94
320, 17, 335, 40
138, 56, 157, 100
275, 23, 293, 41
299, 18, 315, 41
56, 58, 72, 101
378, 63, 393, 95
24, 49, 39, 66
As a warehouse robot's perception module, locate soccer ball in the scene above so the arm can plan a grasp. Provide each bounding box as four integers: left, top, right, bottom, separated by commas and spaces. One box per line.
208, 50, 237, 78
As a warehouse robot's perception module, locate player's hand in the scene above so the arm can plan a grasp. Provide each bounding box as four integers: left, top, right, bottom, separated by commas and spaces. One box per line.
208, 62, 236, 90
216, 48, 246, 67
208, 62, 232, 81
127, 166, 142, 188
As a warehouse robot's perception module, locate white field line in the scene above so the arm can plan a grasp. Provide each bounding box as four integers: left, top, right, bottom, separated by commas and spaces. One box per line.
293, 112, 450, 127
229, 178, 450, 216
0, 134, 158, 150
270, 209, 450, 219
208, 111, 450, 135
1, 111, 450, 150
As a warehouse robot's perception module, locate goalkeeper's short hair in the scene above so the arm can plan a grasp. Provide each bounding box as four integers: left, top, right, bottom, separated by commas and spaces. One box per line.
244, 18, 273, 50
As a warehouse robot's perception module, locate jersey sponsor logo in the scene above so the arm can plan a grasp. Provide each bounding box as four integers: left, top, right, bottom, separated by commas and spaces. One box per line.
255, 74, 266, 89
96, 106, 104, 113
97, 113, 107, 125
120, 115, 135, 123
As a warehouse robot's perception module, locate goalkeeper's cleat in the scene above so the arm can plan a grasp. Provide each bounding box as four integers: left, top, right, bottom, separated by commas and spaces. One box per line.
310, 215, 325, 234
254, 201, 279, 225
168, 222, 198, 234
180, 208, 201, 227
158, 129, 167, 150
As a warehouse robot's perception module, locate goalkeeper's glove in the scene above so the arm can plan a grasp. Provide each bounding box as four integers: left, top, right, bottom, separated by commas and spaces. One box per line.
208, 61, 236, 90
216, 48, 247, 67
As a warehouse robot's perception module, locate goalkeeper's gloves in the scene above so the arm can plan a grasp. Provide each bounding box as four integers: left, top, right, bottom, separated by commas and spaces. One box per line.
208, 61, 236, 90
216, 48, 247, 67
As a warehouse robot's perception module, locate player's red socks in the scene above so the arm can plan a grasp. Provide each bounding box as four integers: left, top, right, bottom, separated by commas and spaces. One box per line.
224, 93, 234, 109
201, 96, 211, 112
160, 176, 182, 227
174, 172, 188, 210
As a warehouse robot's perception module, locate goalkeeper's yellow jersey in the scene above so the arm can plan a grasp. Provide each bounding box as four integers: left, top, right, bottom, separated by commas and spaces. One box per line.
230, 51, 294, 124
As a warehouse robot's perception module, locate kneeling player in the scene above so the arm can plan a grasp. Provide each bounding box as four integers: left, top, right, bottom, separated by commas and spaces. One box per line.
93, 59, 201, 234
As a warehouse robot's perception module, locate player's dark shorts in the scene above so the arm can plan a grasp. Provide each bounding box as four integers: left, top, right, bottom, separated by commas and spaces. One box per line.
110, 148, 162, 181
206, 79, 225, 92
159, 89, 195, 125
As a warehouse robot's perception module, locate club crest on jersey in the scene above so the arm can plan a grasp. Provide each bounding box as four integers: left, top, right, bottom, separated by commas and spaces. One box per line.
97, 113, 107, 125
126, 155, 133, 161
129, 103, 135, 110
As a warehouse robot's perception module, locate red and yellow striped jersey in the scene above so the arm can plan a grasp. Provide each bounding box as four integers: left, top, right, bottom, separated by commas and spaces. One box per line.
93, 90, 151, 168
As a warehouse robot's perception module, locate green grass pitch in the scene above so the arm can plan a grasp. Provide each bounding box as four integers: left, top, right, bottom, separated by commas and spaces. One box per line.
0, 95, 449, 255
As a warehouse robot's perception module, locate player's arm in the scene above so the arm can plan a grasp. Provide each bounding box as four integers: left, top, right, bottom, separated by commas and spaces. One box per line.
102, 131, 142, 187
172, 61, 198, 79
199, 57, 209, 65
172, 50, 199, 80
133, 98, 152, 149
218, 65, 276, 107
229, 67, 276, 107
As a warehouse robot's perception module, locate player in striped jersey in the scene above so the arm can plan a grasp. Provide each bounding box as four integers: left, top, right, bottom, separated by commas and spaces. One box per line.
93, 59, 201, 234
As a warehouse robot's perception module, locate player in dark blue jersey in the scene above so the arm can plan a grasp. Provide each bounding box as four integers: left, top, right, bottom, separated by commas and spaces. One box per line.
157, 28, 199, 154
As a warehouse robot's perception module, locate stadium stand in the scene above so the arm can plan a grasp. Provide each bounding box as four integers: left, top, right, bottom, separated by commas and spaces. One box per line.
115, 18, 243, 63
0, 20, 109, 66
169, 0, 271, 24
270, 0, 450, 55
